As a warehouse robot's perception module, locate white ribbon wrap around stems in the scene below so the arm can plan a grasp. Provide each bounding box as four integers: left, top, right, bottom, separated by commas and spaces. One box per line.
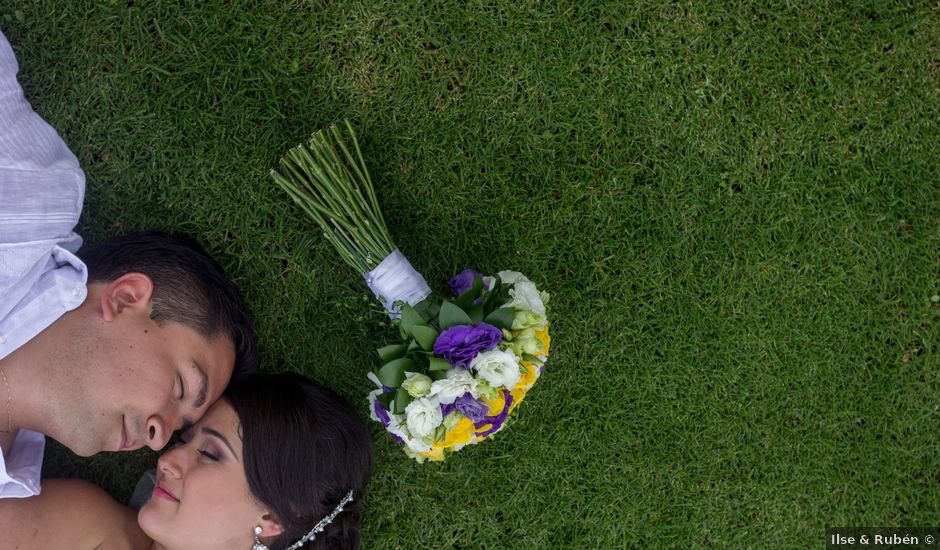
363, 249, 432, 318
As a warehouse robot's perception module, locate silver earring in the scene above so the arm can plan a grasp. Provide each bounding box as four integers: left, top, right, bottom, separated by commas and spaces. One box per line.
252, 526, 269, 550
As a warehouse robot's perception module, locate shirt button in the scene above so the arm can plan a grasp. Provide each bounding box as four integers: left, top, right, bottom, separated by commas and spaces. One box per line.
0, 335, 6, 344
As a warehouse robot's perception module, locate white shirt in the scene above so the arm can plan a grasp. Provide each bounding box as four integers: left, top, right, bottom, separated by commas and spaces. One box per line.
0, 28, 88, 498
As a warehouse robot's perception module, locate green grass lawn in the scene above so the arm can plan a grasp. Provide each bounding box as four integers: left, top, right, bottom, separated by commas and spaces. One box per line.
4, 0, 938, 547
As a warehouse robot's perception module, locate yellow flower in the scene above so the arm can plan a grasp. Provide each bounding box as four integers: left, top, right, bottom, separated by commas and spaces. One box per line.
509, 362, 537, 412
515, 361, 539, 390
483, 392, 507, 416
472, 393, 507, 437
535, 325, 551, 357
418, 446, 446, 462
509, 386, 528, 413
417, 417, 481, 460
440, 417, 475, 448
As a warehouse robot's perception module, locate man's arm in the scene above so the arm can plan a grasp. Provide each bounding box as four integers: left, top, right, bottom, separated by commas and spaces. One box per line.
0, 27, 87, 348
0, 27, 85, 243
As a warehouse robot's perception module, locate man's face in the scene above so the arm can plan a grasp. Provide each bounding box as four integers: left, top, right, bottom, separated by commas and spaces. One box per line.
47, 280, 236, 456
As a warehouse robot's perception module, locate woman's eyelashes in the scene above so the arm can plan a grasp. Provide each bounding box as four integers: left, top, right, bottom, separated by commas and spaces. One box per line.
198, 448, 220, 461
168, 430, 220, 461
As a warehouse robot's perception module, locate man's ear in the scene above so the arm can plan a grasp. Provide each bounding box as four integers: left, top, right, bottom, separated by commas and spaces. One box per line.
99, 273, 154, 321
257, 512, 285, 540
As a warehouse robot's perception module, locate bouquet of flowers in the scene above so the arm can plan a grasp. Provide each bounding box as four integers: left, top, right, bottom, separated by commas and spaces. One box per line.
270, 122, 551, 461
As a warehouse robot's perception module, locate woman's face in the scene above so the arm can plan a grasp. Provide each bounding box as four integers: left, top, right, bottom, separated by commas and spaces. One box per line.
137, 399, 275, 549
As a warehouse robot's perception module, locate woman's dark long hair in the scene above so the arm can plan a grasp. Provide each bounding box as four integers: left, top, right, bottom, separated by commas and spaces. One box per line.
225, 373, 374, 550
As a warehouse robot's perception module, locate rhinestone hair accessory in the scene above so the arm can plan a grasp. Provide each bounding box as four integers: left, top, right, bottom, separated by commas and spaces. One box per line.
283, 490, 355, 550
252, 525, 269, 550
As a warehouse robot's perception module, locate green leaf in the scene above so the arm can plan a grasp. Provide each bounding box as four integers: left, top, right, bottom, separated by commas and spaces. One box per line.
454, 293, 472, 311
399, 305, 424, 337
428, 356, 452, 372
430, 369, 449, 381
377, 358, 414, 387
377, 391, 394, 409
392, 387, 413, 414
439, 301, 473, 329
471, 273, 484, 293
455, 275, 485, 310
414, 297, 440, 323
412, 325, 440, 351
484, 307, 515, 330
468, 304, 484, 324
522, 353, 543, 364
484, 277, 502, 305
377, 343, 408, 362
487, 277, 510, 309
401, 304, 425, 327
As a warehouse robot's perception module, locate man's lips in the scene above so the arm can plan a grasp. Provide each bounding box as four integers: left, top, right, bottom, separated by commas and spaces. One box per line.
121, 418, 129, 450
152, 483, 179, 502
120, 417, 140, 451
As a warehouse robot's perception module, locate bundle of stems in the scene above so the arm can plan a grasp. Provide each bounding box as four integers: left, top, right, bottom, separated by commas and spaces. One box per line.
270, 120, 395, 274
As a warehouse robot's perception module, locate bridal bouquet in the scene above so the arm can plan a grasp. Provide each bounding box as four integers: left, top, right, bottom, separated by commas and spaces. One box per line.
270, 122, 551, 462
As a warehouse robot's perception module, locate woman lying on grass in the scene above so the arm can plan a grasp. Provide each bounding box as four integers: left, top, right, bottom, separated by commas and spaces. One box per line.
0, 373, 374, 550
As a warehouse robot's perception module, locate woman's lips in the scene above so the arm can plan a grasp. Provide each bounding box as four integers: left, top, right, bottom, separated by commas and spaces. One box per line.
152, 483, 179, 502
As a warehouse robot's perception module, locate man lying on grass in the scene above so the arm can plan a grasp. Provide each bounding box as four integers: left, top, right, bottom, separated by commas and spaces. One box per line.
0, 26, 256, 498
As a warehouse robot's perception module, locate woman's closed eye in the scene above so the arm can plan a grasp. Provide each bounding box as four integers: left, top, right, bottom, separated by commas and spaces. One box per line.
171, 430, 220, 461
198, 448, 220, 461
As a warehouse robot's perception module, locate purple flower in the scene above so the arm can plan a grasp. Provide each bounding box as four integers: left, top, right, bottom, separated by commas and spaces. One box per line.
440, 401, 456, 417
475, 390, 514, 437
433, 323, 503, 368
373, 399, 391, 427
448, 268, 485, 297
455, 393, 489, 423
374, 398, 405, 445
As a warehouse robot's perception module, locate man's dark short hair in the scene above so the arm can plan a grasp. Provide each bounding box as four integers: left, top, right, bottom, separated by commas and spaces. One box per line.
78, 231, 258, 382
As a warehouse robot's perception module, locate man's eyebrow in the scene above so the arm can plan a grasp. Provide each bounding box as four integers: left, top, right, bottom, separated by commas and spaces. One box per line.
191, 361, 209, 409
201, 427, 237, 459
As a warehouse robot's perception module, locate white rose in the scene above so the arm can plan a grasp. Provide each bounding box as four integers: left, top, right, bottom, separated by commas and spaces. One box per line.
388, 416, 430, 453
429, 369, 478, 405
366, 388, 384, 424
506, 280, 546, 316
401, 372, 433, 398
470, 349, 521, 390
496, 270, 530, 285
404, 397, 442, 438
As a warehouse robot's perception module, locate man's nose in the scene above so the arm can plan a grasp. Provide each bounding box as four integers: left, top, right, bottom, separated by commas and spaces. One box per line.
145, 415, 172, 451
